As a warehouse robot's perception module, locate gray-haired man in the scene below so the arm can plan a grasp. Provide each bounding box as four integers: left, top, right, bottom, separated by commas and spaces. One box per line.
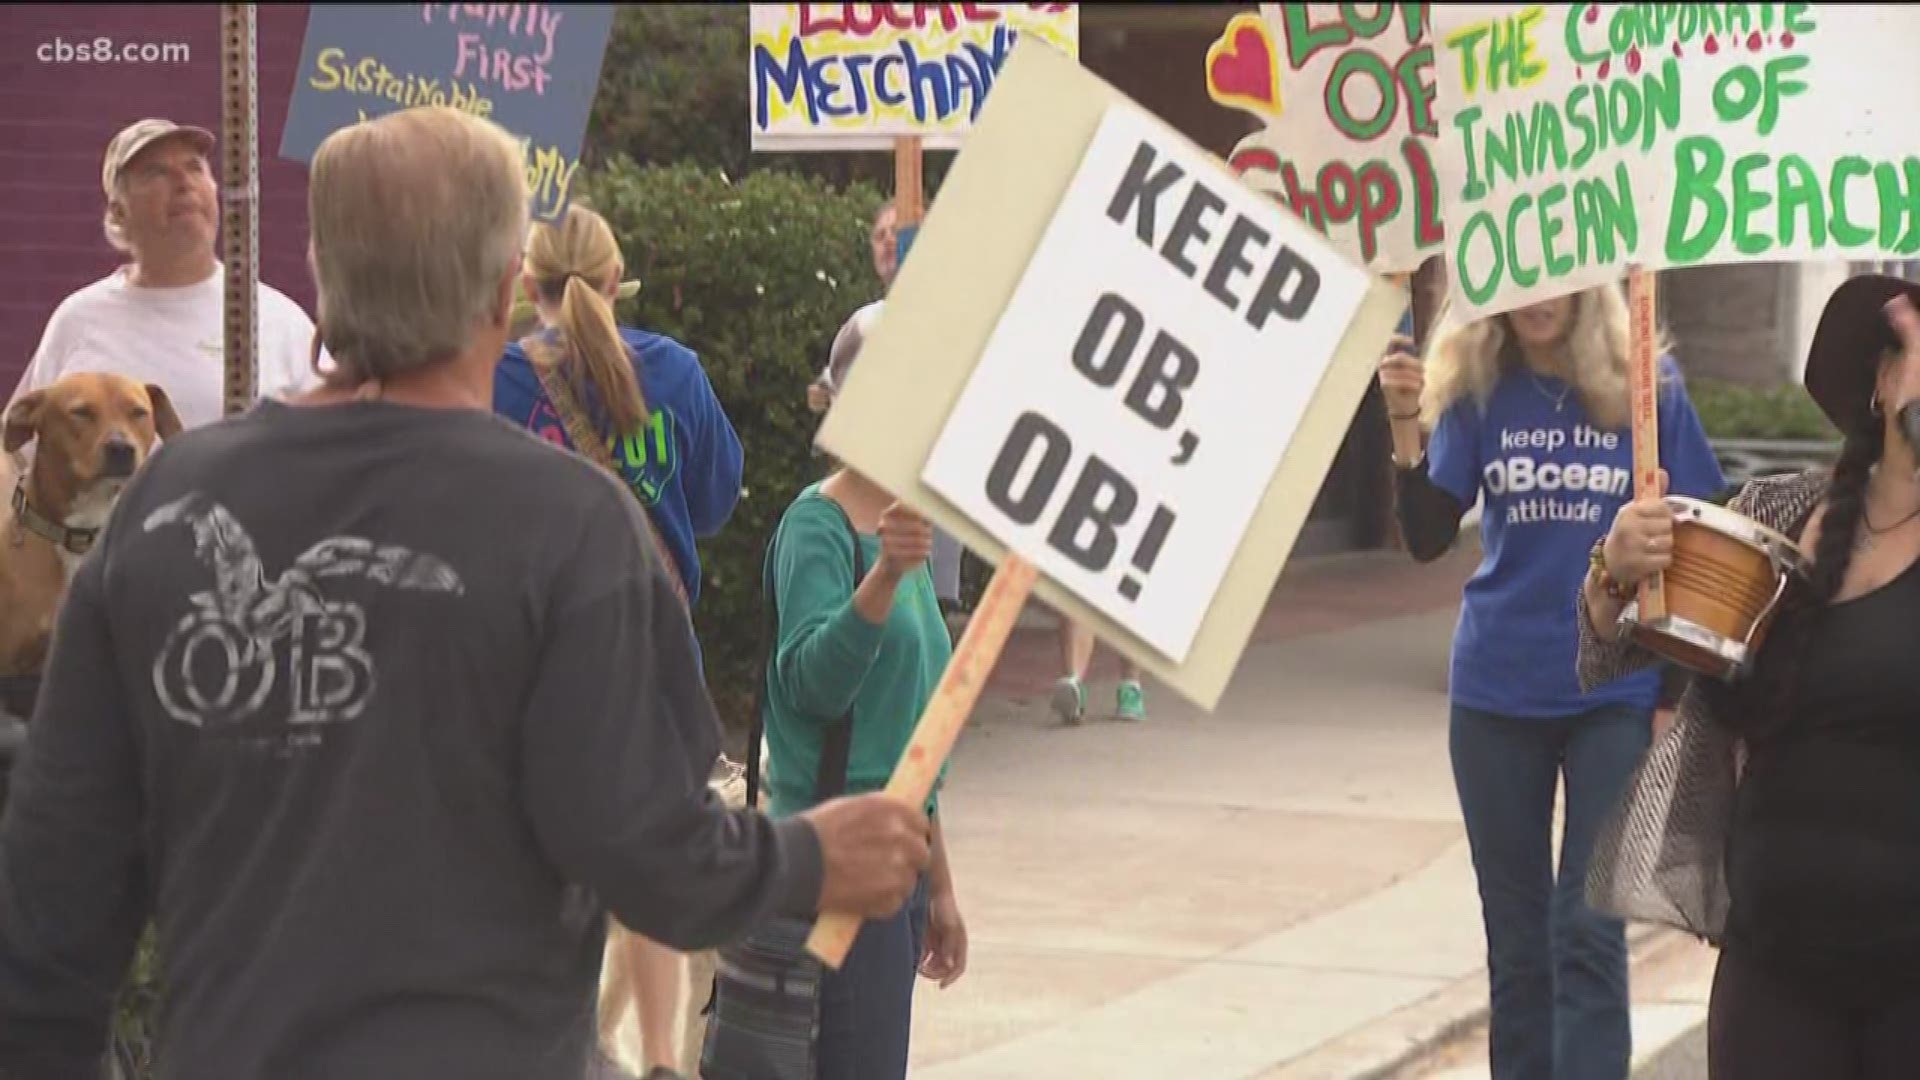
0, 106, 929, 1080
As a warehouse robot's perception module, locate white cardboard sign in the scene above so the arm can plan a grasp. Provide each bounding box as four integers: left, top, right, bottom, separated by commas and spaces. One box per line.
920, 104, 1371, 664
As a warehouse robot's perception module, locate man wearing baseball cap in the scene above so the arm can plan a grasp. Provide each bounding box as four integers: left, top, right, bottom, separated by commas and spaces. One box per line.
7, 118, 319, 451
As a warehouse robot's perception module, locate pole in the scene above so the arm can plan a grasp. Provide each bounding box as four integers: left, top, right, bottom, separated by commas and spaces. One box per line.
220, 3, 259, 416
1628, 266, 1665, 620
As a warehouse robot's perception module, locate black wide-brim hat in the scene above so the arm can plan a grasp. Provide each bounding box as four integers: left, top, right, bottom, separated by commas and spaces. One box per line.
1805, 273, 1920, 428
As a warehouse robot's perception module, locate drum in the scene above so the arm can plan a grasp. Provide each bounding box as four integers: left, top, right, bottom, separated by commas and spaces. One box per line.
1619, 496, 1809, 681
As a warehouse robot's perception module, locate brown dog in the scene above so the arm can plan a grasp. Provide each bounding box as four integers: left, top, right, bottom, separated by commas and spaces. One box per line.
0, 372, 181, 684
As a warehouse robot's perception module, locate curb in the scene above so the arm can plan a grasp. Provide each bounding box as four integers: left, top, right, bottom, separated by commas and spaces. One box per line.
1267, 924, 1674, 1080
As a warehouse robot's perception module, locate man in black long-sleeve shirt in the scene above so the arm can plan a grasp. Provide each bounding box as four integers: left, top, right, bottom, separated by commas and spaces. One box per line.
0, 106, 928, 1080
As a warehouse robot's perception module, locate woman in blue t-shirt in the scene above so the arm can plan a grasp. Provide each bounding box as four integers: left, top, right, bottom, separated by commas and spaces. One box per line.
1379, 281, 1726, 1080
493, 204, 743, 1080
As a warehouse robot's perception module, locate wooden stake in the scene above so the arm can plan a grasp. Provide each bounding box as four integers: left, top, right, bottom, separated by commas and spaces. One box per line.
805, 553, 1039, 968
893, 135, 925, 226
1627, 266, 1665, 620
219, 4, 259, 416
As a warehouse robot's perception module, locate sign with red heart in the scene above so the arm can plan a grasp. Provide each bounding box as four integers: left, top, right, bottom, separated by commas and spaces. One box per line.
1205, 13, 1281, 118
1205, 4, 1444, 273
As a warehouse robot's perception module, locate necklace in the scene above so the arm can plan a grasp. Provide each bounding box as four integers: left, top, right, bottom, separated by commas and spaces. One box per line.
1864, 504, 1920, 535
1530, 373, 1572, 413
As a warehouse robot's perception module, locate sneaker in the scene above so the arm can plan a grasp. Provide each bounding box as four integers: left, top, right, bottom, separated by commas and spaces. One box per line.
1115, 680, 1147, 722
1050, 677, 1086, 726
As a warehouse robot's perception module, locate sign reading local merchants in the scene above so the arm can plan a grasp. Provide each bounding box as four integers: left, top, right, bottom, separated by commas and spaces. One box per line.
280, 3, 615, 222
1208, 3, 1443, 273
1432, 2, 1920, 320
749, 2, 1080, 150
920, 105, 1371, 664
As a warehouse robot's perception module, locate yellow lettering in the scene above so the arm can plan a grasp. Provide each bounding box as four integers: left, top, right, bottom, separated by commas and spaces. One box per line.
310, 46, 344, 91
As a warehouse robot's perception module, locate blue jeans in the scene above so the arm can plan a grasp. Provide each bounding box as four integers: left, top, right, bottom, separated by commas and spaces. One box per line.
1451, 704, 1650, 1080
815, 876, 929, 1079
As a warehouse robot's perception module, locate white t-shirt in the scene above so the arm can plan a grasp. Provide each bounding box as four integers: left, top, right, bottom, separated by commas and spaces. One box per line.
10, 264, 320, 437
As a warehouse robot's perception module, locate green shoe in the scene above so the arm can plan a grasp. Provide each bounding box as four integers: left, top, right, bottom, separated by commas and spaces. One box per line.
1115, 680, 1147, 722
1051, 677, 1086, 726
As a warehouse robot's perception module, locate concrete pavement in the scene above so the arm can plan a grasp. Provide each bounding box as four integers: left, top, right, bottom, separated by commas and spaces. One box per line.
908, 546, 1493, 1078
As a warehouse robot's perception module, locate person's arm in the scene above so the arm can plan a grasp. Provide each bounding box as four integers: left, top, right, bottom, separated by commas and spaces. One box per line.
518, 491, 823, 951
1393, 404, 1477, 563
679, 354, 744, 539
769, 502, 904, 721
0, 540, 149, 1076
928, 812, 954, 901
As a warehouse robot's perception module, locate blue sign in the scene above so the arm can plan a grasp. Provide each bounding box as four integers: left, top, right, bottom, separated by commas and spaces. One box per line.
279, 3, 615, 221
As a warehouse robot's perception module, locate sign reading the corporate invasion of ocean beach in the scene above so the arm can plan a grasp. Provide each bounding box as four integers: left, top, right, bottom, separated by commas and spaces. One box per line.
749, 3, 1080, 150
1433, 2, 1920, 320
280, 3, 615, 221
919, 105, 1371, 664
1208, 4, 1443, 272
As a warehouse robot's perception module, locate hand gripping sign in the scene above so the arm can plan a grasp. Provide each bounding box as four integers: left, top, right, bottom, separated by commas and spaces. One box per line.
806, 41, 1405, 966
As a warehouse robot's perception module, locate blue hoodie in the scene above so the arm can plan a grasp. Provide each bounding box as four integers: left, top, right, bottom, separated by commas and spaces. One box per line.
494, 326, 743, 604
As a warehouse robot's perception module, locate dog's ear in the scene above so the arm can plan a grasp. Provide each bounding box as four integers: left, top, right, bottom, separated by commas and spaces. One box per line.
145, 383, 183, 439
3, 391, 44, 453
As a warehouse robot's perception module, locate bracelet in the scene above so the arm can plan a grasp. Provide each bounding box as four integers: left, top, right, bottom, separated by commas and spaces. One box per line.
1587, 542, 1636, 602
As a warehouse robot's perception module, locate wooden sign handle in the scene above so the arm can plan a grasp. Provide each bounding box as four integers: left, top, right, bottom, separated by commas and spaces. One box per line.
1627, 266, 1665, 621
805, 553, 1039, 968
893, 136, 925, 227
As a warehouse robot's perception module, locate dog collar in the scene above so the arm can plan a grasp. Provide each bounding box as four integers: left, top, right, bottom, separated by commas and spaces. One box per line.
10, 481, 98, 556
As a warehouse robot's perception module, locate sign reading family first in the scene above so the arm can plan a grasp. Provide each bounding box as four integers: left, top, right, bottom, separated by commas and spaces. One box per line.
920, 106, 1371, 663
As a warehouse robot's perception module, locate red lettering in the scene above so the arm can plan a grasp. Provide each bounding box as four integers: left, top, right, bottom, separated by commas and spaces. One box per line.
1229, 148, 1281, 176
798, 3, 845, 34
1320, 160, 1358, 225
1279, 162, 1326, 233
1355, 161, 1401, 264
847, 4, 886, 34
962, 3, 1002, 22
1404, 135, 1443, 246
881, 3, 915, 30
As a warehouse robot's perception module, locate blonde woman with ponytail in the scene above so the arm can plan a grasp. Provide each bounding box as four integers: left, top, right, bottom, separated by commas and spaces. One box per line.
493, 205, 744, 1080
1377, 281, 1725, 1080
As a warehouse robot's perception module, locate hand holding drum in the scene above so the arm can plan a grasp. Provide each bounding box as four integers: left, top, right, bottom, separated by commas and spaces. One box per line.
1603, 469, 1673, 588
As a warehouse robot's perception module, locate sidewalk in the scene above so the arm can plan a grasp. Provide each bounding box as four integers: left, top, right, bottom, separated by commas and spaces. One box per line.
909, 543, 1489, 1078
986, 540, 1481, 701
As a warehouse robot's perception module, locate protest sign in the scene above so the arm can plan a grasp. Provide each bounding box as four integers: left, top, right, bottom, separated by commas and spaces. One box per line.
1209, 3, 1443, 272
920, 107, 1372, 663
280, 3, 614, 221
748, 2, 1080, 150
815, 40, 1406, 708
1432, 2, 1920, 321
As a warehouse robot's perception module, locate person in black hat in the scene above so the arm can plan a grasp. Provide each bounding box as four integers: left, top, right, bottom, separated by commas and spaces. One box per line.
1579, 274, 1920, 1079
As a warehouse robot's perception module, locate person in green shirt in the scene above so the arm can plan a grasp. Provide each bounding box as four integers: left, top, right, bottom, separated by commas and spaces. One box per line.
760, 307, 967, 1078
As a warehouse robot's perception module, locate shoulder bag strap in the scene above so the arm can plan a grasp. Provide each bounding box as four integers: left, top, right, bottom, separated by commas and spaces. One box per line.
521, 333, 690, 612
744, 498, 867, 809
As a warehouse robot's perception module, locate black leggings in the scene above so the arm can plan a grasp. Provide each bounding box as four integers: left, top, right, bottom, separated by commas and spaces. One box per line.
1709, 947, 1920, 1079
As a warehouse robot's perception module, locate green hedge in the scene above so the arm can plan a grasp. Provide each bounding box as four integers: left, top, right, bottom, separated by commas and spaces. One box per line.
1687, 377, 1839, 442
581, 159, 888, 748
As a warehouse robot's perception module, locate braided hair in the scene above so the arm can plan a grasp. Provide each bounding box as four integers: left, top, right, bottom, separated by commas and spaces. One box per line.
1705, 406, 1885, 738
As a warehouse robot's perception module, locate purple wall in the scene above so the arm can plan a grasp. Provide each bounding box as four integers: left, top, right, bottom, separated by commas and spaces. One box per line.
0, 3, 315, 398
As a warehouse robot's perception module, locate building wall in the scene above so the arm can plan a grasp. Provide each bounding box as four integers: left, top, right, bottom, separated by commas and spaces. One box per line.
0, 3, 315, 398
1661, 262, 1799, 386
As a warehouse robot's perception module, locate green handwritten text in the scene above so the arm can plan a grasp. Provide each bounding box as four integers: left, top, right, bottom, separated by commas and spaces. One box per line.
1453, 59, 1679, 202
1667, 138, 1920, 262
1456, 161, 1637, 306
